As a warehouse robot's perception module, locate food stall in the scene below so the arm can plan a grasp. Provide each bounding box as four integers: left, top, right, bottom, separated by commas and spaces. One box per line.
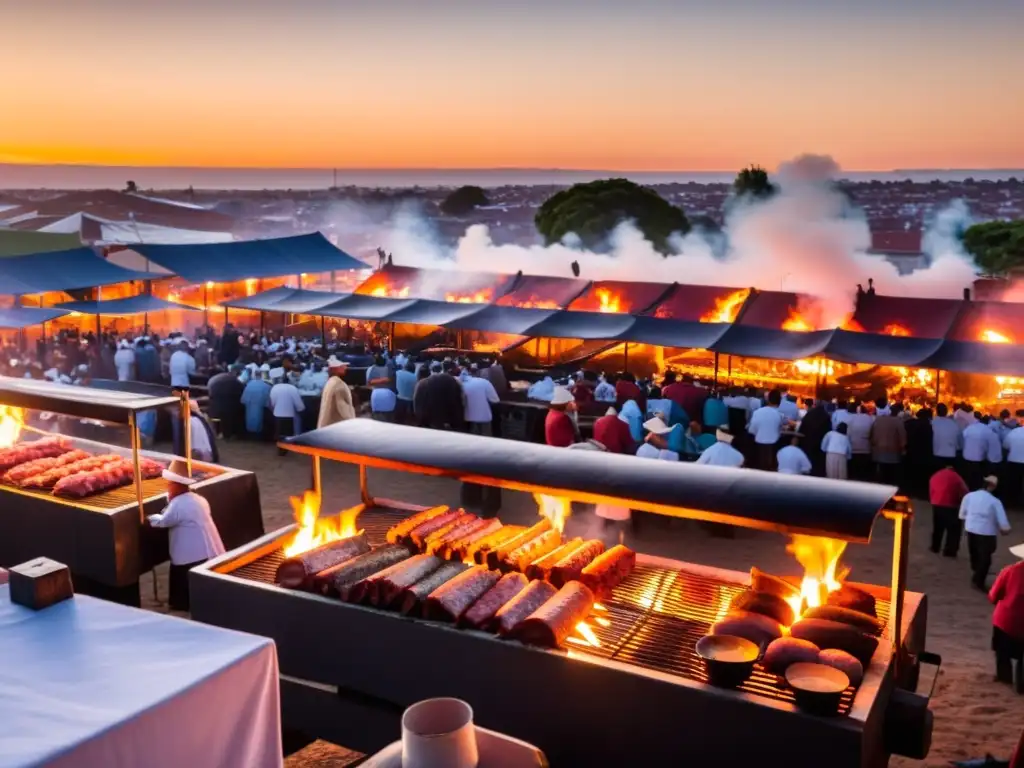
0, 378, 264, 605
191, 420, 937, 767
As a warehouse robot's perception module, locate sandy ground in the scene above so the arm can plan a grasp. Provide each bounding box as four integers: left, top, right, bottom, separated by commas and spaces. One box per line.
143, 436, 1024, 766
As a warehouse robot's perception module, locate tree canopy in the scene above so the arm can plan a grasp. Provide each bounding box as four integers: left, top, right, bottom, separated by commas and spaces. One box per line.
534, 178, 688, 254
732, 165, 776, 200
440, 185, 490, 216
962, 219, 1024, 275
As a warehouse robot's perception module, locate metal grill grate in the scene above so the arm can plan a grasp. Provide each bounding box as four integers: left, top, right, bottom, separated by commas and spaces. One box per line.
225, 507, 890, 715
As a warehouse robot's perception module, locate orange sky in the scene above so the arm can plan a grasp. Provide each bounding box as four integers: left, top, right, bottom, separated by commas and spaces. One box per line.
2, 1, 1022, 171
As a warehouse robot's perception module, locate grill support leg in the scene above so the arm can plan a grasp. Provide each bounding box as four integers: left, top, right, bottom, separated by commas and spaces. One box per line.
887, 501, 912, 680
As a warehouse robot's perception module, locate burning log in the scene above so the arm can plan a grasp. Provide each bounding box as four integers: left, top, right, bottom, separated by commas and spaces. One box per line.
317, 545, 412, 599
275, 533, 371, 590
386, 505, 451, 544
424, 566, 501, 623
749, 567, 800, 603
511, 581, 596, 649
398, 562, 468, 616
549, 540, 605, 587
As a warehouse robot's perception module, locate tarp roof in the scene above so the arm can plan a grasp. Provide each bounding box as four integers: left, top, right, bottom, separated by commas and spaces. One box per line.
54, 294, 201, 316
497, 275, 591, 308
922, 339, 1024, 376
735, 290, 805, 328
947, 301, 1024, 344
823, 330, 945, 367
0, 306, 70, 329
851, 294, 962, 338
266, 289, 348, 314
133, 233, 365, 283
442, 305, 560, 334
317, 294, 419, 320
378, 299, 489, 326
521, 310, 637, 340
650, 284, 752, 322
617, 316, 731, 349
0, 248, 157, 293
353, 265, 514, 302
218, 286, 297, 311
0, 229, 81, 257
712, 326, 834, 360
568, 280, 674, 314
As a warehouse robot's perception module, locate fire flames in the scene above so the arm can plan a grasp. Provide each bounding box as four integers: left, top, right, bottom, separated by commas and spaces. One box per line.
371, 286, 411, 299
700, 289, 750, 324
595, 288, 623, 314
794, 359, 834, 376
512, 298, 562, 309
783, 535, 850, 620
781, 308, 813, 332
534, 493, 572, 534
981, 329, 1012, 344
841, 317, 866, 333
283, 491, 363, 558
444, 288, 493, 304
883, 324, 911, 337
0, 406, 24, 449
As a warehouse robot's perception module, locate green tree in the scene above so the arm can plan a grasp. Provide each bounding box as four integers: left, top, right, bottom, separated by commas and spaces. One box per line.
440, 185, 490, 216
732, 164, 776, 200
534, 178, 688, 254
962, 219, 1024, 275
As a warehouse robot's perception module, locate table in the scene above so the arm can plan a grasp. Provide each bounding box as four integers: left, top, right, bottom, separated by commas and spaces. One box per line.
0, 585, 283, 768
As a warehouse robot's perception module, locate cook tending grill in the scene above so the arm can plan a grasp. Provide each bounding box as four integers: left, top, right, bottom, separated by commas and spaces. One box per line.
191, 421, 937, 767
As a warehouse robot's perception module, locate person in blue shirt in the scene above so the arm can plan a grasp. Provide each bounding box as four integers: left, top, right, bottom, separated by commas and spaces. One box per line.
134, 337, 160, 383
395, 359, 418, 423
241, 365, 272, 437
702, 394, 729, 431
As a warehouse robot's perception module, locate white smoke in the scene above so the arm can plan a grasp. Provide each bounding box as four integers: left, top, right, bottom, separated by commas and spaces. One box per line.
325, 154, 980, 323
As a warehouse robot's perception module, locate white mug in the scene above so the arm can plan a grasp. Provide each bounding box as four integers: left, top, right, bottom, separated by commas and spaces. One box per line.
401, 697, 479, 768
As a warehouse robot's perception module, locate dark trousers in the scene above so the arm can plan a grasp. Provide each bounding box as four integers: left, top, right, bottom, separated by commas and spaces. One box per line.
851, 453, 873, 482
993, 626, 1024, 692
752, 443, 777, 472
930, 505, 962, 556
967, 532, 997, 588
1005, 461, 1024, 508
962, 459, 985, 491
877, 461, 902, 490
169, 559, 206, 612
275, 416, 296, 456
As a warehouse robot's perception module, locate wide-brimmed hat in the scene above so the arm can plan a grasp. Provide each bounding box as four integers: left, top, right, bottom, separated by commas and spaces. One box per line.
326, 356, 348, 370
259, 363, 271, 372
984, 475, 999, 487
604, 406, 618, 417
550, 386, 574, 406
568, 439, 607, 452
162, 458, 195, 486
643, 416, 672, 435
269, 367, 285, 381
716, 428, 734, 444
1010, 543, 1024, 559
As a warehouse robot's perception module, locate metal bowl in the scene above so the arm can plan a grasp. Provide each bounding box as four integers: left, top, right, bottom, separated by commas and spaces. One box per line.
695, 634, 760, 688
785, 662, 850, 716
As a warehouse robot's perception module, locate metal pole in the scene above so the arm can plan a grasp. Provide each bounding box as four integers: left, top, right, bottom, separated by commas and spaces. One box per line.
934, 369, 941, 404
885, 500, 912, 681
320, 315, 327, 350
713, 352, 720, 387
623, 342, 629, 372
129, 411, 145, 523
311, 455, 322, 498
359, 463, 372, 506
727, 354, 732, 385
203, 284, 209, 329
180, 390, 193, 474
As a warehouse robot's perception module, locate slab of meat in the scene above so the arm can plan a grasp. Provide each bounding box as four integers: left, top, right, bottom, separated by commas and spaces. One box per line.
398, 562, 468, 616
550, 540, 605, 587
53, 460, 137, 498
490, 580, 557, 636
525, 538, 582, 581
580, 545, 636, 597
318, 545, 411, 600
486, 520, 551, 570
429, 518, 491, 559
4, 449, 90, 485
503, 529, 561, 573
386, 505, 450, 544
0, 437, 71, 474
21, 453, 124, 490
421, 513, 478, 555
445, 518, 503, 561
356, 554, 443, 607
468, 526, 525, 564
404, 510, 463, 550
275, 533, 371, 590
425, 566, 501, 622
460, 572, 528, 629
511, 581, 596, 649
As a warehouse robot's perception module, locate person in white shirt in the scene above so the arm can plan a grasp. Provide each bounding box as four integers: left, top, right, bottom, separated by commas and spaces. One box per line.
114, 339, 135, 381
932, 403, 962, 467
963, 420, 992, 490
269, 368, 306, 454
696, 428, 745, 468
778, 394, 800, 423
847, 403, 874, 480
821, 422, 853, 480
777, 434, 812, 476
1004, 423, 1024, 507
959, 476, 1012, 590
147, 458, 225, 611
462, 370, 500, 436
954, 403, 978, 432
635, 416, 679, 461
169, 340, 196, 390
188, 400, 215, 462
748, 390, 785, 471
832, 401, 855, 430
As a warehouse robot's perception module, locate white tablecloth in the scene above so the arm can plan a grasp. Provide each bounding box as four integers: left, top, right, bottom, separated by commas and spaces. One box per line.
0, 585, 282, 768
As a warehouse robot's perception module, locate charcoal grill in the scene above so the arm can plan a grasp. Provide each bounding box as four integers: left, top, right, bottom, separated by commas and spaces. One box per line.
191, 421, 937, 767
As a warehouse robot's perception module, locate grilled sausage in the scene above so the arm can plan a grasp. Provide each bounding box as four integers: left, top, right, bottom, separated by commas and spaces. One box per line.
729, 589, 796, 627
427, 517, 488, 557
711, 610, 785, 646
460, 572, 529, 629
411, 511, 470, 551
826, 584, 877, 618
355, 553, 443, 606
749, 567, 801, 602
503, 529, 561, 573
425, 566, 501, 622
386, 505, 450, 544
490, 580, 557, 636
319, 545, 411, 600
511, 581, 596, 649
550, 540, 605, 587
446, 518, 503, 561
525, 538, 582, 581
789, 618, 879, 665
580, 545, 636, 596
275, 533, 371, 590
486, 520, 552, 569
762, 637, 821, 675
398, 562, 468, 616
817, 648, 864, 686
469, 525, 526, 564
802, 605, 883, 636
421, 512, 477, 554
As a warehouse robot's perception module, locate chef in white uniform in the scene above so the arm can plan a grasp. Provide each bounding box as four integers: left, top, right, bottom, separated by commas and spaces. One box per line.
696, 428, 745, 468
148, 458, 225, 612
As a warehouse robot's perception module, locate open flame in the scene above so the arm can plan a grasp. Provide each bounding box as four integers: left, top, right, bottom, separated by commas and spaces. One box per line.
512, 298, 562, 309
781, 308, 813, 332
783, 535, 850, 620
700, 289, 750, 324
883, 323, 911, 337
570, 622, 602, 647
894, 367, 933, 390
981, 329, 1012, 344
794, 359, 834, 376
840, 317, 865, 332
282, 491, 363, 557
0, 406, 24, 449
445, 288, 493, 304
534, 493, 572, 534
371, 286, 411, 299
595, 288, 622, 314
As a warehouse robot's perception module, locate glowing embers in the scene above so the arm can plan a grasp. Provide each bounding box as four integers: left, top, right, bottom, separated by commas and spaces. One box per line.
0, 406, 24, 449
981, 329, 1012, 344
283, 491, 363, 558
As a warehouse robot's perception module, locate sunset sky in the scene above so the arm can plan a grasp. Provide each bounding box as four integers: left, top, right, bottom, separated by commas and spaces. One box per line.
3, 0, 1022, 171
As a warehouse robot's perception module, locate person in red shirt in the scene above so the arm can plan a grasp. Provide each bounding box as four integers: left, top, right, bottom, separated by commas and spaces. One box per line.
990, 542, 1024, 692
593, 406, 635, 455
544, 386, 578, 448
929, 465, 969, 557
662, 373, 706, 426
614, 372, 645, 413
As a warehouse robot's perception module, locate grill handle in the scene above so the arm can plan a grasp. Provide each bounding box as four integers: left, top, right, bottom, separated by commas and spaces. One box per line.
885, 650, 941, 760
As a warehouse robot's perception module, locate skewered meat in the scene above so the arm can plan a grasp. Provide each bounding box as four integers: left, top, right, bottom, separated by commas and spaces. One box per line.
398, 562, 468, 615
319, 545, 412, 599
469, 526, 525, 564
490, 580, 557, 636
580, 545, 636, 596
4, 449, 90, 484
817, 649, 864, 686
762, 637, 821, 675
0, 437, 70, 473
511, 581, 596, 649
729, 589, 796, 627
503, 529, 561, 572
460, 573, 529, 629
423, 514, 482, 556
826, 584, 877, 617
21, 454, 125, 490
425, 566, 501, 622
386, 505, 450, 544
275, 534, 371, 590
358, 554, 443, 606
550, 540, 605, 587
446, 519, 503, 561
52, 457, 164, 498
526, 538, 583, 581
789, 618, 879, 665
405, 510, 463, 549
486, 520, 552, 569
749, 567, 800, 602
711, 610, 785, 646
802, 605, 883, 636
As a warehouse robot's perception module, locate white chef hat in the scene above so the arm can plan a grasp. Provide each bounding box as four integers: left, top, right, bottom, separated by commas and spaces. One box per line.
269, 367, 285, 381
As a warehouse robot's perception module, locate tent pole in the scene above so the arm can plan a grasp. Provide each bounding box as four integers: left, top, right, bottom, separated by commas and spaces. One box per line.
934, 369, 941, 404
96, 285, 102, 339
320, 315, 327, 350
260, 311, 265, 338
623, 342, 629, 372
714, 352, 720, 387
727, 354, 732, 385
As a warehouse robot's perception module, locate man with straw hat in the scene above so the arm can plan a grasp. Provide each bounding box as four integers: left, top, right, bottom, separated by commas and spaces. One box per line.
147, 459, 225, 612
696, 426, 745, 468
990, 541, 1024, 693
317, 356, 355, 429
636, 415, 679, 461
960, 475, 1012, 591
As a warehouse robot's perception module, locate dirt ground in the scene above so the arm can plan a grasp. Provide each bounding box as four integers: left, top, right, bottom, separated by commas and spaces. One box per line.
144, 437, 1024, 766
